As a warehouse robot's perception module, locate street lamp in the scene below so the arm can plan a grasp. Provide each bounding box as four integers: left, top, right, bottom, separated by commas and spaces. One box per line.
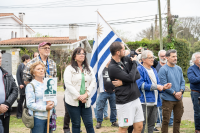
176, 30, 184, 38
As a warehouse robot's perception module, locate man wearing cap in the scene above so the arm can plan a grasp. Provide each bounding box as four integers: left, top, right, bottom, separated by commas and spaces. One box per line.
23, 42, 57, 84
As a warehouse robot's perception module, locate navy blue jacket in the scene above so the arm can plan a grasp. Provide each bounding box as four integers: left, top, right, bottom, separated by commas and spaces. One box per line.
137, 64, 162, 107
187, 64, 200, 91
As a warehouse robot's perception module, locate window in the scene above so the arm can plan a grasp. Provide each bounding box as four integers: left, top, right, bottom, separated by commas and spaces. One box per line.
15, 32, 17, 38
11, 31, 14, 38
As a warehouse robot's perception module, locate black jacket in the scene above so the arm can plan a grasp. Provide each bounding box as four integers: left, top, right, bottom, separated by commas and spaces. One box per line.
16, 63, 25, 95
108, 56, 141, 104
0, 67, 18, 117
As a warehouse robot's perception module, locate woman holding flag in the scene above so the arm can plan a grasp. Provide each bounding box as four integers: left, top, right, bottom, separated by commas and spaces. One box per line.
64, 47, 96, 133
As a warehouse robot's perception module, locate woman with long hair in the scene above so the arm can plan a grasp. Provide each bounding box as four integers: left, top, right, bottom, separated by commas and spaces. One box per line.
64, 47, 96, 133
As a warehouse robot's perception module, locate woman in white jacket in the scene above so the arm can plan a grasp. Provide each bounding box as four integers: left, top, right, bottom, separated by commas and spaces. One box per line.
64, 47, 96, 133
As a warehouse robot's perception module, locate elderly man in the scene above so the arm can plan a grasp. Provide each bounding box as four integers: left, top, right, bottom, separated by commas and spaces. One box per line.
158, 49, 185, 133
187, 52, 200, 133
0, 53, 18, 133
136, 50, 171, 133
23, 42, 57, 84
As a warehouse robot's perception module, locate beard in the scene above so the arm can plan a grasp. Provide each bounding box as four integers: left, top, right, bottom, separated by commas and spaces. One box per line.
160, 58, 167, 63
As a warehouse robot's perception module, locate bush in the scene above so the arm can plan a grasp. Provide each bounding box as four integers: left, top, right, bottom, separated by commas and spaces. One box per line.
126, 38, 190, 83
173, 38, 190, 83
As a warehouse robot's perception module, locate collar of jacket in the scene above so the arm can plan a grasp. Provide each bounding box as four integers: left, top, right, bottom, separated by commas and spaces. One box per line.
111, 57, 126, 64
0, 67, 8, 76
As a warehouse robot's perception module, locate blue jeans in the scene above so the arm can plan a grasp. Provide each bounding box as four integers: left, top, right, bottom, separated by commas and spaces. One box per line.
65, 101, 95, 133
94, 98, 108, 118
157, 95, 173, 125
32, 117, 51, 133
0, 120, 3, 133
96, 92, 117, 123
191, 91, 200, 130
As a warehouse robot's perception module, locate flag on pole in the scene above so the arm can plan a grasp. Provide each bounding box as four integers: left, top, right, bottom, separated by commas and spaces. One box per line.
90, 11, 122, 106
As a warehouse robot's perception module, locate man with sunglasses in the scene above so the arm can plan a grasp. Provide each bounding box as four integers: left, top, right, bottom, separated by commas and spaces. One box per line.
23, 42, 57, 84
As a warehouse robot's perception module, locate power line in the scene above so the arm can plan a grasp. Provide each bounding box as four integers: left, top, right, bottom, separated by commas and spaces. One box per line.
0, 18, 166, 29
0, 14, 166, 26
0, 0, 157, 8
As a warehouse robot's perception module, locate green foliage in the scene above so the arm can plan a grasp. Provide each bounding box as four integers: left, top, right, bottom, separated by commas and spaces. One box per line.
190, 41, 200, 55
127, 38, 190, 83
19, 47, 37, 59
127, 38, 167, 57
174, 38, 190, 83
88, 40, 94, 48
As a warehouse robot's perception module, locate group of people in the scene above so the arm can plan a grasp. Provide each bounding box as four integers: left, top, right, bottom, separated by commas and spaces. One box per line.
0, 40, 199, 133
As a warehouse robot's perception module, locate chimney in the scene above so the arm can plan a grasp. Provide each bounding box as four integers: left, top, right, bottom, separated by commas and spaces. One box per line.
69, 24, 79, 40
19, 12, 25, 37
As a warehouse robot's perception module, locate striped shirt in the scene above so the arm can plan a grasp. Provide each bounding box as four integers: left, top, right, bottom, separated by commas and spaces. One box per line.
23, 55, 57, 82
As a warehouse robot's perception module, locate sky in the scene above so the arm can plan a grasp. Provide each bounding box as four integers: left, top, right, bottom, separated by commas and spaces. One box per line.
1, 0, 200, 40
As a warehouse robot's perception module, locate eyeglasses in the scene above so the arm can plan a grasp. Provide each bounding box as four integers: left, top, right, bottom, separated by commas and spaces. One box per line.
76, 53, 86, 55
40, 47, 51, 50
146, 57, 155, 60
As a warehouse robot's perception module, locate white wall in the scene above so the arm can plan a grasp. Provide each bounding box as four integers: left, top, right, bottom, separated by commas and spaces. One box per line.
0, 17, 32, 41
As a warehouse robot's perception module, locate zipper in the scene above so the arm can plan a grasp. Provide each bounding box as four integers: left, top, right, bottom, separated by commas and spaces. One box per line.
2, 73, 7, 118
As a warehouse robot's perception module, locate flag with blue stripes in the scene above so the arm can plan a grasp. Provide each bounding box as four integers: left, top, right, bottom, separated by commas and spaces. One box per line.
90, 12, 122, 106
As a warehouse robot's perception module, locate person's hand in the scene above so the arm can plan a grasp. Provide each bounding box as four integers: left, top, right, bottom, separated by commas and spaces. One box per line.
130, 55, 137, 61
0, 104, 9, 113
125, 50, 130, 56
112, 79, 123, 87
46, 101, 54, 111
20, 85, 24, 89
24, 81, 30, 85
136, 47, 142, 54
81, 99, 87, 103
78, 93, 88, 102
174, 92, 182, 100
157, 85, 163, 91
163, 83, 172, 90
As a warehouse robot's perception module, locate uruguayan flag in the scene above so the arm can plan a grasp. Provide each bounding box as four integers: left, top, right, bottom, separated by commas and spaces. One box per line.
90, 12, 122, 106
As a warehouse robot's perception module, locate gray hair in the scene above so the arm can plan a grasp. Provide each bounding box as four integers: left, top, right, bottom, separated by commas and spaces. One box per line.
141, 50, 154, 59
158, 50, 166, 57
192, 52, 200, 62
166, 49, 177, 57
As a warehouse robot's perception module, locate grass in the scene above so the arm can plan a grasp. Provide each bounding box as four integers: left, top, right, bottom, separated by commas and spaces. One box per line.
9, 116, 195, 133
57, 86, 64, 92
183, 92, 191, 97
185, 83, 190, 89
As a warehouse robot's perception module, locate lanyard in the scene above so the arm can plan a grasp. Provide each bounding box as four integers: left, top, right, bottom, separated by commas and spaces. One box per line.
39, 55, 50, 75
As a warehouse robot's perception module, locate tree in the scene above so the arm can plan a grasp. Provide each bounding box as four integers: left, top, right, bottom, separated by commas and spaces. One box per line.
113, 28, 134, 43
190, 41, 200, 55
173, 17, 200, 45
51, 49, 72, 83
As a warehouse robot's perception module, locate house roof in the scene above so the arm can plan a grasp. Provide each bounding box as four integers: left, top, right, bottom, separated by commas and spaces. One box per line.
0, 13, 15, 17
0, 36, 87, 45
0, 13, 35, 33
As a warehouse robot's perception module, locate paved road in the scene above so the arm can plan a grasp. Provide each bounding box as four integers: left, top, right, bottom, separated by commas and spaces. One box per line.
11, 92, 194, 121
55, 92, 194, 121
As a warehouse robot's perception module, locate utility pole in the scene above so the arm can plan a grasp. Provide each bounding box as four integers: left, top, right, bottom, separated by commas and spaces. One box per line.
151, 24, 154, 40
167, 0, 173, 43
155, 14, 158, 38
158, 0, 163, 50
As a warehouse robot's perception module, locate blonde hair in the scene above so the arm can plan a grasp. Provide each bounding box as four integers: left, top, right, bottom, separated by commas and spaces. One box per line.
30, 61, 46, 77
